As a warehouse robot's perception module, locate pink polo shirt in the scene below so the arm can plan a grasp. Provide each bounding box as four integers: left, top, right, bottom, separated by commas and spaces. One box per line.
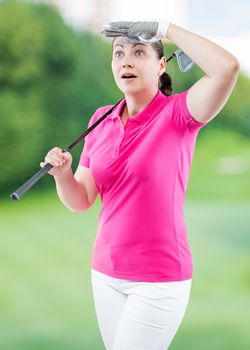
79, 89, 208, 282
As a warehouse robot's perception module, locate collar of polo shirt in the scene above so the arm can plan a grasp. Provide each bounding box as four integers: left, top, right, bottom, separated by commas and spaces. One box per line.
108, 90, 166, 124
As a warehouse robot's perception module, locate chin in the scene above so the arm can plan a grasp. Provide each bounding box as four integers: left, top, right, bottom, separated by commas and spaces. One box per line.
118, 85, 145, 95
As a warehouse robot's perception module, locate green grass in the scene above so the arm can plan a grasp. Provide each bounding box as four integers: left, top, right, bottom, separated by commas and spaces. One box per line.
0, 192, 103, 350
187, 127, 250, 202
0, 129, 250, 349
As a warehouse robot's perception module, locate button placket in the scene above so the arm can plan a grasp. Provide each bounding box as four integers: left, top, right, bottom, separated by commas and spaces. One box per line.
112, 122, 125, 159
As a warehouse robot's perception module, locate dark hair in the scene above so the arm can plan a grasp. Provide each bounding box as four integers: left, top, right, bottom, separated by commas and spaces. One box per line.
112, 38, 172, 96
151, 40, 172, 96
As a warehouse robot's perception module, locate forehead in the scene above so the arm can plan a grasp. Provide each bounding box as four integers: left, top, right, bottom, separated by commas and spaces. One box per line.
113, 38, 150, 50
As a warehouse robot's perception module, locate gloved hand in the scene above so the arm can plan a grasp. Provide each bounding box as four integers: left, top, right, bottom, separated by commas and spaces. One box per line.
101, 20, 170, 43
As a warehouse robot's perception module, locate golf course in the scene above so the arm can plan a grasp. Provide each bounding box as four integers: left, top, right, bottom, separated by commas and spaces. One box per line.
1, 2, 250, 348
1, 128, 249, 350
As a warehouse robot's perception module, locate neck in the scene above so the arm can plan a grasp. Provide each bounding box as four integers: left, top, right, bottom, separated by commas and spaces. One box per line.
123, 88, 159, 117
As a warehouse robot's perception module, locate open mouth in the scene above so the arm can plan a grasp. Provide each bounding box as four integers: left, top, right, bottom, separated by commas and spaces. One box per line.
121, 74, 137, 79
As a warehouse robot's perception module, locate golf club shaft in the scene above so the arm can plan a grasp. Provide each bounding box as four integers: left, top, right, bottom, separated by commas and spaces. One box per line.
9, 49, 192, 202
10, 99, 123, 201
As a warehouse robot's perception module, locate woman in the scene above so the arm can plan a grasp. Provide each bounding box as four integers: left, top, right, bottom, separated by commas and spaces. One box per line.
40, 21, 239, 350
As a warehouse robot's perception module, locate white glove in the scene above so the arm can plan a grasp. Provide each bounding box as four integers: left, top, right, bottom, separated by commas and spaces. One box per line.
101, 20, 170, 43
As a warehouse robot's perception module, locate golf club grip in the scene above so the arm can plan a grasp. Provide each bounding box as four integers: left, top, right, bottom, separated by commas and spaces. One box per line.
10, 163, 53, 201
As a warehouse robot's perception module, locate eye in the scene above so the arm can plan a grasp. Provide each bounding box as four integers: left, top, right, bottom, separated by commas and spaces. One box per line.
114, 51, 124, 57
135, 50, 144, 56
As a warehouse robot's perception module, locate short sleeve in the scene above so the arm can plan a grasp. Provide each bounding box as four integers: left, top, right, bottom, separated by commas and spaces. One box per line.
78, 106, 110, 169
79, 140, 90, 168
78, 111, 97, 169
172, 89, 209, 132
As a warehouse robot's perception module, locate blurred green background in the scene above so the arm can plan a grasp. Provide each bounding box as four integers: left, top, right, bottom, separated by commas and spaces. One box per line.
0, 1, 250, 349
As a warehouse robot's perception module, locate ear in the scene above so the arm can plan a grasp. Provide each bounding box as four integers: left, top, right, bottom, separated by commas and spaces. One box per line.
158, 56, 166, 76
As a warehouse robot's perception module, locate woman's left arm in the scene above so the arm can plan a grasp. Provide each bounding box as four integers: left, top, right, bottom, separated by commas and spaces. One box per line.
167, 23, 240, 123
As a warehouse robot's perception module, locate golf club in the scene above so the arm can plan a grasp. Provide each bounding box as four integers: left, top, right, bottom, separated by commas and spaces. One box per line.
9, 98, 123, 201
9, 49, 193, 201
167, 49, 194, 72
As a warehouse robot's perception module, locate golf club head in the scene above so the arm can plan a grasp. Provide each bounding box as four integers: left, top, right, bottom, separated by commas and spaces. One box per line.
174, 49, 194, 73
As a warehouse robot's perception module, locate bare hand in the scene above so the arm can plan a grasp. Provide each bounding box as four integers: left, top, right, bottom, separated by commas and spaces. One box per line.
40, 147, 72, 177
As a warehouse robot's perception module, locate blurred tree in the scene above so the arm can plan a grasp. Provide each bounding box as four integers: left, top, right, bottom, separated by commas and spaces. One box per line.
0, 0, 118, 194
217, 72, 250, 136
0, 0, 50, 193
0, 0, 249, 196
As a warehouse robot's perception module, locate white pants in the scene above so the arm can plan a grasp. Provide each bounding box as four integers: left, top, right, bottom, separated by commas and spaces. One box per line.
91, 269, 192, 350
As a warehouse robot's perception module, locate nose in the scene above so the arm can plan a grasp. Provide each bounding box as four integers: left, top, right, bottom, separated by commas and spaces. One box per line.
122, 62, 134, 68
122, 54, 134, 68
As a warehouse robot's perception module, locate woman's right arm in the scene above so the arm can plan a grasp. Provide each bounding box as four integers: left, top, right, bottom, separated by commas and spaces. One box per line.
40, 147, 91, 213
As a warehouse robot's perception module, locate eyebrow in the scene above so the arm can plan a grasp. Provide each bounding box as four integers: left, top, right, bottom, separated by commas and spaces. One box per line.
114, 43, 147, 48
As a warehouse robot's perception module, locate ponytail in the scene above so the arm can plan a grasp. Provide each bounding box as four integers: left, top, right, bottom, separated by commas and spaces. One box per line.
158, 72, 172, 96
151, 41, 172, 96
